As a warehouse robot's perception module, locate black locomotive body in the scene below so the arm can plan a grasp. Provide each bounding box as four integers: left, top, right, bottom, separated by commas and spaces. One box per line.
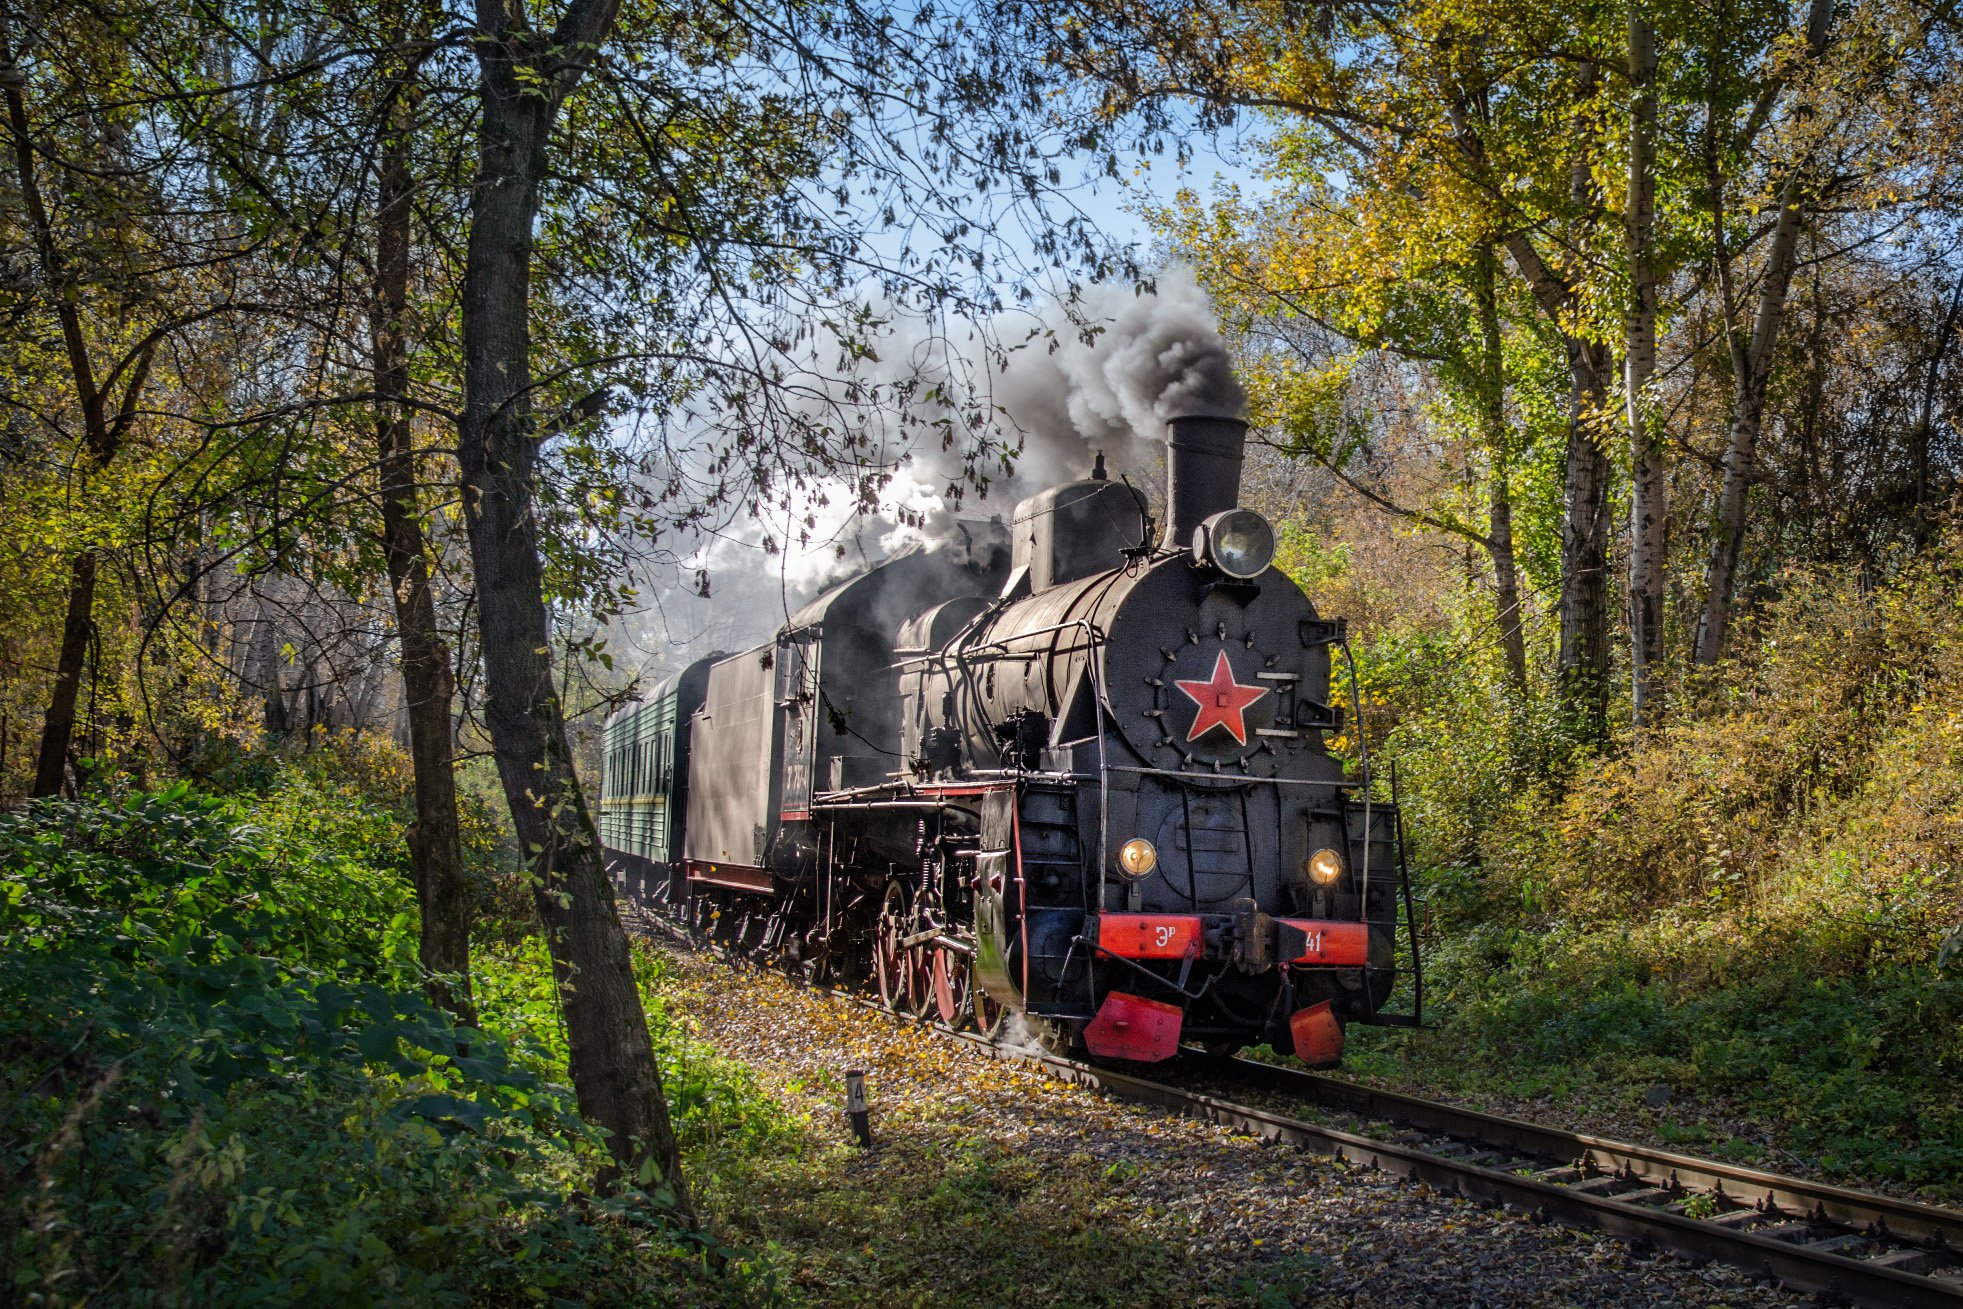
604, 412, 1419, 1064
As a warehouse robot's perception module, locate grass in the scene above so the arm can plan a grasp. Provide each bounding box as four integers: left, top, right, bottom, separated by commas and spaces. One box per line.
703, 1133, 1193, 1308
1338, 922, 1963, 1199
646, 955, 1338, 1309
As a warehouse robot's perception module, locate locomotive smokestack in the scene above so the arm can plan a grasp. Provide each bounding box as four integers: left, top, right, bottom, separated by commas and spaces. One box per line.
1162, 413, 1248, 551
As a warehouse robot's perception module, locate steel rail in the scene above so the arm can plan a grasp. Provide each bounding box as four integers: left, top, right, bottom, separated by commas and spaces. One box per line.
1225, 1059, 1963, 1252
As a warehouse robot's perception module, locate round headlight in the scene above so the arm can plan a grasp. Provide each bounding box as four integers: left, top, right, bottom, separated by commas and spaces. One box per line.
1306, 847, 1344, 886
1118, 838, 1158, 879
1196, 509, 1276, 580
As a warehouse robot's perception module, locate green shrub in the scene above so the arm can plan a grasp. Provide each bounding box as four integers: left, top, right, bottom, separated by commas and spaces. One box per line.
0, 777, 751, 1308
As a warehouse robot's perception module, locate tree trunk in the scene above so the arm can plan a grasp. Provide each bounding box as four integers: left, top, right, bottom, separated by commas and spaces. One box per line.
1488, 472, 1527, 689
1692, 0, 1833, 664
458, 2, 691, 1218
1625, 7, 1667, 726
372, 76, 475, 1027
1496, 227, 1615, 734
1473, 245, 1528, 692
1912, 269, 1963, 547
1556, 61, 1611, 739
1558, 338, 1613, 738
1692, 170, 1807, 665
5, 33, 115, 799
32, 552, 96, 797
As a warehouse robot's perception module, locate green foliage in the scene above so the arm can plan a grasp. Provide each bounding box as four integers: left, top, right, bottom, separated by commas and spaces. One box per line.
1344, 532, 1963, 1197
1271, 522, 1351, 596
0, 774, 766, 1307
1276, 521, 1587, 862
1492, 545, 1963, 931
473, 936, 791, 1158
1496, 320, 1578, 593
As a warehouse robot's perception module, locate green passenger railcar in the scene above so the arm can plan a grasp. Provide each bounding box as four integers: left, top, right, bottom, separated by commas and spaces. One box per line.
599, 654, 720, 903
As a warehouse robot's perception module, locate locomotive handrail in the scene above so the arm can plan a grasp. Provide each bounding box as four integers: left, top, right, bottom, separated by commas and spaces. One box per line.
1052, 616, 1114, 902
890, 649, 1047, 666
1339, 640, 1374, 943
1105, 764, 1366, 789
888, 619, 1102, 667
953, 620, 1104, 656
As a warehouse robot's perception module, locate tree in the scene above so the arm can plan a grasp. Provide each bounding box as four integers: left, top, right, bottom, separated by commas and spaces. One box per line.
1031, 0, 1620, 730
1162, 182, 1537, 693
456, 0, 696, 1208
0, 9, 161, 796
1691, 0, 1836, 663
368, 6, 476, 1026
448, 0, 1116, 1201
1624, 2, 1667, 724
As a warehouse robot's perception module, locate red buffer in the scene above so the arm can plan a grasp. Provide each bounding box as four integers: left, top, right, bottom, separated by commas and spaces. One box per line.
1277, 918, 1369, 966
1097, 912, 1203, 960
1289, 999, 1345, 1066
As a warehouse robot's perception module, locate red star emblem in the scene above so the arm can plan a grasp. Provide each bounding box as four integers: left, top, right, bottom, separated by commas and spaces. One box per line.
1174, 650, 1269, 746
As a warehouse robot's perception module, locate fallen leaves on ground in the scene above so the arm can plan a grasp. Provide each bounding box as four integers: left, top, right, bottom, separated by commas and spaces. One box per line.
653, 943, 1812, 1309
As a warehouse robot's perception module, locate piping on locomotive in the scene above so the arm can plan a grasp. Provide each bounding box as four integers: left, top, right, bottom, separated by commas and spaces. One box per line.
601, 411, 1423, 1064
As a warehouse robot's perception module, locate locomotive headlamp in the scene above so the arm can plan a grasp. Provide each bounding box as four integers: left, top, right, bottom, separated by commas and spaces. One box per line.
1118, 838, 1159, 879
1195, 509, 1277, 580
1307, 847, 1345, 886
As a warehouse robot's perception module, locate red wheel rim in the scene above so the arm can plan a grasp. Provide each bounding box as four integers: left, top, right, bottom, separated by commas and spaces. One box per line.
933, 947, 972, 1025
874, 883, 909, 1012
904, 939, 933, 1016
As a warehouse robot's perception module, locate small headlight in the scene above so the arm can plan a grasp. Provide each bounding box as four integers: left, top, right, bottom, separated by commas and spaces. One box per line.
1118, 838, 1158, 879
1307, 847, 1344, 886
1195, 509, 1276, 580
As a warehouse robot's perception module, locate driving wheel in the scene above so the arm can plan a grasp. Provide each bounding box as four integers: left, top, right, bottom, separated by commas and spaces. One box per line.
874, 882, 912, 1013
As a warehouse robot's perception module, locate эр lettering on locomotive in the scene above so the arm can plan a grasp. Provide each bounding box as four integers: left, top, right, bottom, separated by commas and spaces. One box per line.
601, 404, 1422, 1066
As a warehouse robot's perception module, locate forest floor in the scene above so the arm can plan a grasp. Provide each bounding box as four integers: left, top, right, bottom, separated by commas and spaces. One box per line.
652, 946, 1815, 1309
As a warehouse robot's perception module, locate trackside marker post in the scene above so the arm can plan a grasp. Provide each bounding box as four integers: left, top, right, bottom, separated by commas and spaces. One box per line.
845, 1068, 872, 1146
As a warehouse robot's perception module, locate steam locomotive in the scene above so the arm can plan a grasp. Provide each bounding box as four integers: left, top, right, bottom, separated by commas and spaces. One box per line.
601, 412, 1420, 1063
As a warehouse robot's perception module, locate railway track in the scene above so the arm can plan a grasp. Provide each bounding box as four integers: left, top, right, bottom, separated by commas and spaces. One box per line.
639, 911, 1963, 1307
953, 1036, 1963, 1309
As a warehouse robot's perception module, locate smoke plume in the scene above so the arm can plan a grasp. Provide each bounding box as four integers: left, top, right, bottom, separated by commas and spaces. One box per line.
991, 266, 1246, 492
615, 268, 1245, 674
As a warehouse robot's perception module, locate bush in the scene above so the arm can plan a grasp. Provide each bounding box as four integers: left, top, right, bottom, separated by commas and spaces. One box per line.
1487, 547, 1963, 943
0, 775, 755, 1308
